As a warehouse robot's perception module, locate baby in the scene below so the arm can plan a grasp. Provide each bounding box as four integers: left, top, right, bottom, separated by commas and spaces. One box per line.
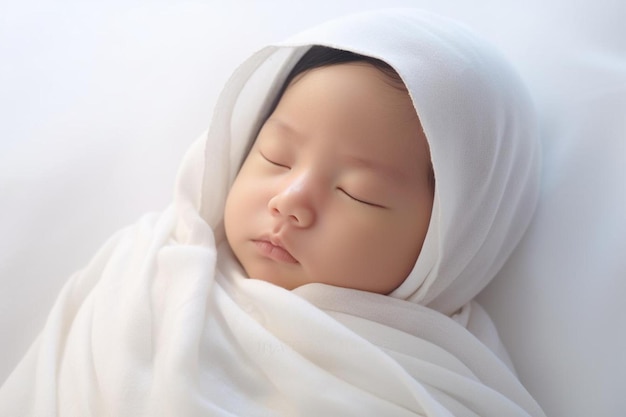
224, 46, 435, 295
0, 9, 546, 417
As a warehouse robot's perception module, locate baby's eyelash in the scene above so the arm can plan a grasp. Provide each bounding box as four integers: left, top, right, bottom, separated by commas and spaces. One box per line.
260, 152, 290, 169
338, 188, 385, 208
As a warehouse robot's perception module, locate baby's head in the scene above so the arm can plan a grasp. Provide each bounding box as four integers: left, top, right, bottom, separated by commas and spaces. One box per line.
224, 46, 435, 294
193, 9, 538, 313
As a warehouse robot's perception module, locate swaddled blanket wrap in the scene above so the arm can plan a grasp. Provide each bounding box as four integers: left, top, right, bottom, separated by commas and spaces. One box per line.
0, 9, 545, 416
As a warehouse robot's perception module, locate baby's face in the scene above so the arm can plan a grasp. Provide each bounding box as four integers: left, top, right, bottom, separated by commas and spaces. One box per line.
224, 63, 433, 294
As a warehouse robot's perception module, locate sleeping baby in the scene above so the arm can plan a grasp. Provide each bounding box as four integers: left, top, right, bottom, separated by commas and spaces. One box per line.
0, 8, 546, 417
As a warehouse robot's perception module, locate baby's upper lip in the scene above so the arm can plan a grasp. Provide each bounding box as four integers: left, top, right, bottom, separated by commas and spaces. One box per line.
267, 235, 286, 248
256, 234, 297, 260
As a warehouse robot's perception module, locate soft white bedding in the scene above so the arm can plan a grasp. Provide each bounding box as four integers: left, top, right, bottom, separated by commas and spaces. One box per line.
1, 1, 624, 416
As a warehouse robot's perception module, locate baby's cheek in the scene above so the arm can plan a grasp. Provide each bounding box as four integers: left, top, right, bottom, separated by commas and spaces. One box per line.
224, 180, 252, 239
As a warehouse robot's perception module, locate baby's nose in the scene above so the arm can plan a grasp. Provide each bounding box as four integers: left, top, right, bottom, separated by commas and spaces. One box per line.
267, 176, 315, 228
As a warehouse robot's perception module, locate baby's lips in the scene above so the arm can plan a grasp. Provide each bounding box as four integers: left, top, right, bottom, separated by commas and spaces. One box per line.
253, 239, 299, 264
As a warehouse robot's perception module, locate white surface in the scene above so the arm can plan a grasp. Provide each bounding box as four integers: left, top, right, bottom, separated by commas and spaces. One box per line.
1, 1, 624, 416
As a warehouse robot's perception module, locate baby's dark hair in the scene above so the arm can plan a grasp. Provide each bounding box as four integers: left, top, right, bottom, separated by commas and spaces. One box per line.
285, 45, 404, 90
268, 46, 406, 116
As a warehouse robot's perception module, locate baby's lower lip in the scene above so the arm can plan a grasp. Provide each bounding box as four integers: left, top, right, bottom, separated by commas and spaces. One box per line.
253, 240, 298, 264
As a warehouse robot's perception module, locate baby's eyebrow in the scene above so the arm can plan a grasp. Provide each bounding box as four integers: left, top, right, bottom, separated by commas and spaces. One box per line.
264, 117, 305, 140
343, 153, 406, 184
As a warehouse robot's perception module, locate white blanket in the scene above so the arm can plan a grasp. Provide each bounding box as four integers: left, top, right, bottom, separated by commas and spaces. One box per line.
0, 9, 545, 416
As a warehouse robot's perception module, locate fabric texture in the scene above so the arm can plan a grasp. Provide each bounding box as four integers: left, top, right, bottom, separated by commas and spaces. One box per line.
0, 8, 544, 416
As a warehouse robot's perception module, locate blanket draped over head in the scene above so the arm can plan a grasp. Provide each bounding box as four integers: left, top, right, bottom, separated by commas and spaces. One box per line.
0, 9, 545, 417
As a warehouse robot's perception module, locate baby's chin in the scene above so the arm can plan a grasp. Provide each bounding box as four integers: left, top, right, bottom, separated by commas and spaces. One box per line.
246, 274, 304, 291
239, 262, 307, 291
